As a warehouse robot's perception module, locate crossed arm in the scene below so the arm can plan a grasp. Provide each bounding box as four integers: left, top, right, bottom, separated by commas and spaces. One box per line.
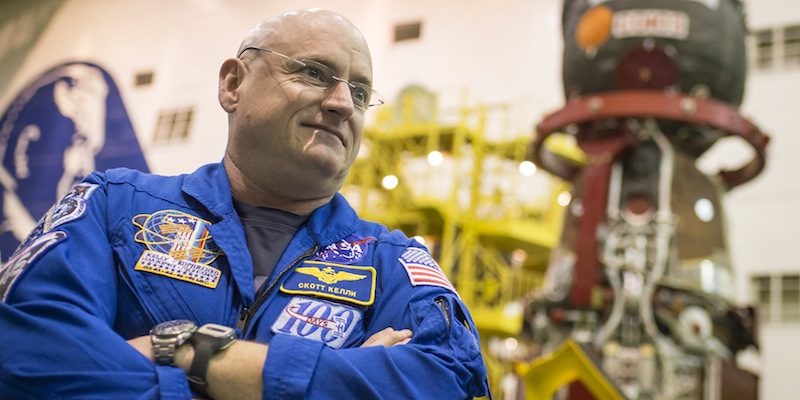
127, 327, 413, 400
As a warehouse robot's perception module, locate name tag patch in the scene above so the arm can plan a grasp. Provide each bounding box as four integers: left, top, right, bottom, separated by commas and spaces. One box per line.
134, 250, 221, 288
280, 261, 376, 306
272, 296, 362, 349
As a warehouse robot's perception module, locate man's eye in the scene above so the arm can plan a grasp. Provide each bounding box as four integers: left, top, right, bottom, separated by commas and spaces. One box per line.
352, 87, 369, 104
301, 65, 327, 83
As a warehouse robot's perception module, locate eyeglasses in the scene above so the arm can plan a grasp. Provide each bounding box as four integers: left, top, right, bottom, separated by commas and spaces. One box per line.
238, 46, 384, 111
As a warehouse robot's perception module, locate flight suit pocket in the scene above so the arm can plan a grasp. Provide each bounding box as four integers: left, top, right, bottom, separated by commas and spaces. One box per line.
409, 297, 451, 345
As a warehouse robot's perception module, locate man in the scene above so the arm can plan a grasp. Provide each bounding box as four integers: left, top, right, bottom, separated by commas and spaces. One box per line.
0, 9, 490, 400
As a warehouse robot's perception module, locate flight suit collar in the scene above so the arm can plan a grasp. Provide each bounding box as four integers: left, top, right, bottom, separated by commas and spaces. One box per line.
179, 162, 361, 303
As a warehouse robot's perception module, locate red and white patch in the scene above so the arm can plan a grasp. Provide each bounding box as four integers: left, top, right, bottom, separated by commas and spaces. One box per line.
398, 247, 458, 295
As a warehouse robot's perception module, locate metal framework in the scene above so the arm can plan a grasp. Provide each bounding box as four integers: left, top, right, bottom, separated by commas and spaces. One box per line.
343, 89, 573, 394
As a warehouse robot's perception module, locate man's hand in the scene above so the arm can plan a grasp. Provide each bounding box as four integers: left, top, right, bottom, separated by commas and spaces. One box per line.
360, 327, 412, 347
125, 327, 412, 400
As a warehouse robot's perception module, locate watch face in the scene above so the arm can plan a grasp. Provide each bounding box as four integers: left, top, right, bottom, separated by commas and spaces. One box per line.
196, 323, 235, 339
155, 319, 196, 336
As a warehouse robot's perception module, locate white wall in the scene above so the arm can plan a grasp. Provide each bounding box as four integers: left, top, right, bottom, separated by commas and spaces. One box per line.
728, 3, 800, 399
2, 0, 798, 398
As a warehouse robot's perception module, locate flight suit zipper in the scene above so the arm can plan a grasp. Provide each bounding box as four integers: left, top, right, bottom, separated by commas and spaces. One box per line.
237, 245, 318, 333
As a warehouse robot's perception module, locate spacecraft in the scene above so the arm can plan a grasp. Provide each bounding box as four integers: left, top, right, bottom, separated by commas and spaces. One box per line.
523, 0, 766, 398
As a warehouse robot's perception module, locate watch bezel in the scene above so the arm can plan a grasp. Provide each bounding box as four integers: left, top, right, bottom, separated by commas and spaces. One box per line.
152, 319, 197, 340
150, 319, 197, 366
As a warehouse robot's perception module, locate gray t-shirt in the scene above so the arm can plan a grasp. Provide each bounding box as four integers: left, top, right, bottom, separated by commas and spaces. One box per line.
233, 199, 307, 291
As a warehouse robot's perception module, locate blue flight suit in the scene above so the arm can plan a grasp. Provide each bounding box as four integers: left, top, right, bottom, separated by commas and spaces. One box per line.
0, 162, 489, 399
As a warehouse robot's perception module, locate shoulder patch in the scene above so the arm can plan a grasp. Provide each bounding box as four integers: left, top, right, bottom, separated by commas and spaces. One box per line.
17, 182, 99, 247
0, 230, 68, 302
399, 247, 458, 295
280, 260, 376, 306
43, 183, 99, 231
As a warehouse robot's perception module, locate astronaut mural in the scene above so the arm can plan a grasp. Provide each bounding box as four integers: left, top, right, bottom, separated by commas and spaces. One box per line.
0, 62, 148, 260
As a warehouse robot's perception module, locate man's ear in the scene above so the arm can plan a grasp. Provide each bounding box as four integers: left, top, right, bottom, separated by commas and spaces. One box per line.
219, 58, 244, 112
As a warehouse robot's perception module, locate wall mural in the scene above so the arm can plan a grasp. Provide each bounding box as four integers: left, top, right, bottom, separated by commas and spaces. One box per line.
0, 61, 149, 260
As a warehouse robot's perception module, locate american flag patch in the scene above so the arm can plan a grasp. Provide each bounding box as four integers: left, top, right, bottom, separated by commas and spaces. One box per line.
398, 247, 457, 294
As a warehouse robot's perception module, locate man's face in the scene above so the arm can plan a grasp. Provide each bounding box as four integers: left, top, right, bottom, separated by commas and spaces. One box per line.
227, 14, 373, 199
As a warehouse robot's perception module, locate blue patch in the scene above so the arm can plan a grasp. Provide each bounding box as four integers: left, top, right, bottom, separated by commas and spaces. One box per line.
312, 235, 375, 264
16, 182, 98, 248
280, 260, 376, 306
0, 230, 68, 302
0, 62, 148, 261
43, 182, 99, 231
271, 296, 362, 349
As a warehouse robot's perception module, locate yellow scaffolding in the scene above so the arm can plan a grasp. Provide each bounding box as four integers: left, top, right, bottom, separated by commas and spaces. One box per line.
344, 87, 579, 396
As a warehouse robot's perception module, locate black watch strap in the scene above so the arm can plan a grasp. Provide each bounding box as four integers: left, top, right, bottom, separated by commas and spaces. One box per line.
187, 323, 236, 397
188, 339, 216, 397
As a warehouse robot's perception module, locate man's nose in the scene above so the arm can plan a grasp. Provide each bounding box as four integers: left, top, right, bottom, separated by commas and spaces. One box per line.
321, 81, 356, 119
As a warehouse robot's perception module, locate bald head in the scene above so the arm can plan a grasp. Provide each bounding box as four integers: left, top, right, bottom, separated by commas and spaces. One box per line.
238, 9, 369, 59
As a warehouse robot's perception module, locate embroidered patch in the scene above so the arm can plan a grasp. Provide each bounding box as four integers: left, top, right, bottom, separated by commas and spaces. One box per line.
43, 183, 99, 231
16, 183, 99, 247
0, 230, 68, 302
313, 235, 376, 264
134, 250, 222, 288
272, 296, 362, 349
19, 220, 45, 249
399, 247, 458, 294
132, 210, 223, 288
280, 260, 376, 306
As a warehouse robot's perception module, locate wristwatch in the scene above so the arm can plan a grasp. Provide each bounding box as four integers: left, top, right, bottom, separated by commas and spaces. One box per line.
150, 319, 197, 366
188, 323, 237, 396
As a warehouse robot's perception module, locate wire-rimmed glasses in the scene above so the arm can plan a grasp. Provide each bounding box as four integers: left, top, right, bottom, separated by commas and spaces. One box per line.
238, 46, 384, 111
